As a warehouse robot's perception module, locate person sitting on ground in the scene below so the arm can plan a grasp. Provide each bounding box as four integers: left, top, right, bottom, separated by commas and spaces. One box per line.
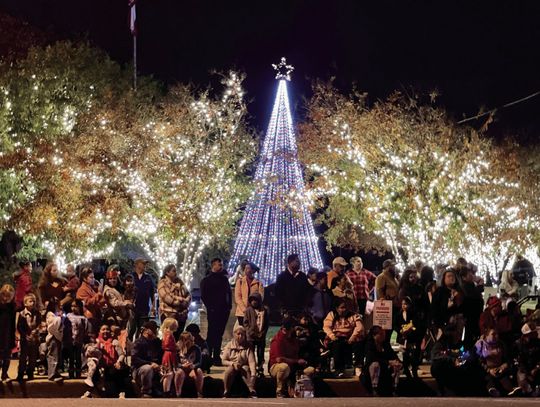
160, 318, 183, 397
364, 325, 402, 396
479, 296, 513, 349
222, 326, 257, 398
513, 322, 540, 396
177, 331, 205, 398
323, 298, 364, 376
295, 312, 320, 369
268, 318, 315, 398
93, 324, 129, 399
331, 274, 358, 313
185, 324, 212, 374
243, 292, 268, 377
430, 323, 465, 395
131, 320, 162, 398
474, 327, 517, 397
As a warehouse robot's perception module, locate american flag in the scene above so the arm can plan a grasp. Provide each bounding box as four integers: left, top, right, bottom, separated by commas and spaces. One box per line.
129, 0, 136, 36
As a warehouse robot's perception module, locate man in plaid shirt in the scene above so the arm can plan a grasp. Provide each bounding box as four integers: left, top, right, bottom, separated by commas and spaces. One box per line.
346, 257, 376, 316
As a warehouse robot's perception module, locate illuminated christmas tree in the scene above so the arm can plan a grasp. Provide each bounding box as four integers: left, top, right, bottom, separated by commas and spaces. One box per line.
228, 58, 323, 285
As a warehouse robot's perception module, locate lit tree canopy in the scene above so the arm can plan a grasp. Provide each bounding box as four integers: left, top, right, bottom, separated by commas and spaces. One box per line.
298, 83, 540, 275
0, 42, 256, 283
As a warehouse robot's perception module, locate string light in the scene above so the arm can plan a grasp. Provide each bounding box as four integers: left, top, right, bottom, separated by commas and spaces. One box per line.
228, 59, 323, 285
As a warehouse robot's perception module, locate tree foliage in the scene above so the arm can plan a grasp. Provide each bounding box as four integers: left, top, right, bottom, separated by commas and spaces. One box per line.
0, 41, 256, 283
298, 83, 540, 274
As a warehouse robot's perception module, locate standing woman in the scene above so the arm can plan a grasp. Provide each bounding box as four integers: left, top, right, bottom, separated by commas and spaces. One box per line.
103, 266, 134, 329
38, 262, 67, 309
234, 262, 264, 326
76, 267, 106, 334
0, 284, 16, 381
431, 269, 464, 331
158, 264, 191, 339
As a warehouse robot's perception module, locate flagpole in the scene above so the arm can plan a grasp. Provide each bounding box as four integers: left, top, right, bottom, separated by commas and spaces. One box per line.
129, 0, 137, 91
133, 34, 137, 91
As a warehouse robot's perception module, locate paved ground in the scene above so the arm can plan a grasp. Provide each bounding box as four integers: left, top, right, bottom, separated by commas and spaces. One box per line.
0, 397, 539, 406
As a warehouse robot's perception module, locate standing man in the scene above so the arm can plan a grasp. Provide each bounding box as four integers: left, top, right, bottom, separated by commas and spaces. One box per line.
201, 257, 232, 366
327, 257, 352, 289
347, 256, 377, 316
275, 254, 311, 319
375, 259, 400, 345
132, 258, 156, 339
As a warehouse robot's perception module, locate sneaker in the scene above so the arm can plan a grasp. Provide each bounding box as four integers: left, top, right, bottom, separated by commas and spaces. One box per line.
119, 392, 126, 399
372, 387, 379, 397
54, 376, 64, 383
141, 393, 152, 398
508, 387, 522, 397
222, 391, 230, 398
81, 391, 92, 399
488, 387, 500, 397
84, 377, 94, 387
197, 392, 204, 399
249, 391, 258, 399
276, 392, 285, 399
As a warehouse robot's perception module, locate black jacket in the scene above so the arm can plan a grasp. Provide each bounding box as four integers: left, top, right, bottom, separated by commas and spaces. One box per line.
200, 270, 232, 311
131, 335, 162, 369
275, 269, 310, 313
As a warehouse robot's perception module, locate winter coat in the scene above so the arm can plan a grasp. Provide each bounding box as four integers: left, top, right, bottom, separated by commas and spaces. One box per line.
222, 338, 256, 375
244, 303, 269, 342
103, 285, 131, 320
46, 311, 63, 343
323, 311, 364, 342
200, 270, 231, 311
76, 281, 105, 320
235, 276, 264, 317
275, 269, 311, 313
157, 277, 191, 320
375, 271, 399, 306
499, 270, 519, 297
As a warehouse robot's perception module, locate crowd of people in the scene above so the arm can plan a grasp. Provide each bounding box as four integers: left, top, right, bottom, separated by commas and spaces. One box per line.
0, 253, 538, 398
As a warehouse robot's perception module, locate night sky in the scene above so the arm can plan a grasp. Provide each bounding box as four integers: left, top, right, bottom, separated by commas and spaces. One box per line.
1, 0, 540, 140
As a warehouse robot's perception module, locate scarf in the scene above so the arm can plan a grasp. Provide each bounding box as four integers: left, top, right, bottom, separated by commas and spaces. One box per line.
98, 334, 118, 366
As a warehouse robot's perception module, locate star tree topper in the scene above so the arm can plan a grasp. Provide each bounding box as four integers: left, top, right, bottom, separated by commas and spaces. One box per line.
272, 57, 294, 81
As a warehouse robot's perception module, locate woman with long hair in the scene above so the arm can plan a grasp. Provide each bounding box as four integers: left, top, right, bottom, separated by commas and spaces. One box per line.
103, 266, 133, 329
157, 264, 191, 340
38, 262, 67, 309
177, 331, 204, 398
431, 269, 464, 330
323, 297, 364, 376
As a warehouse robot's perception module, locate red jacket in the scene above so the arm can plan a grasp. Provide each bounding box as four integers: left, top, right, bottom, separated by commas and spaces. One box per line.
14, 270, 33, 309
269, 329, 299, 369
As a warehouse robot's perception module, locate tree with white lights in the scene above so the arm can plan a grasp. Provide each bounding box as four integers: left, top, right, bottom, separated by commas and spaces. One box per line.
0, 42, 256, 285
298, 83, 540, 276
228, 58, 323, 285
